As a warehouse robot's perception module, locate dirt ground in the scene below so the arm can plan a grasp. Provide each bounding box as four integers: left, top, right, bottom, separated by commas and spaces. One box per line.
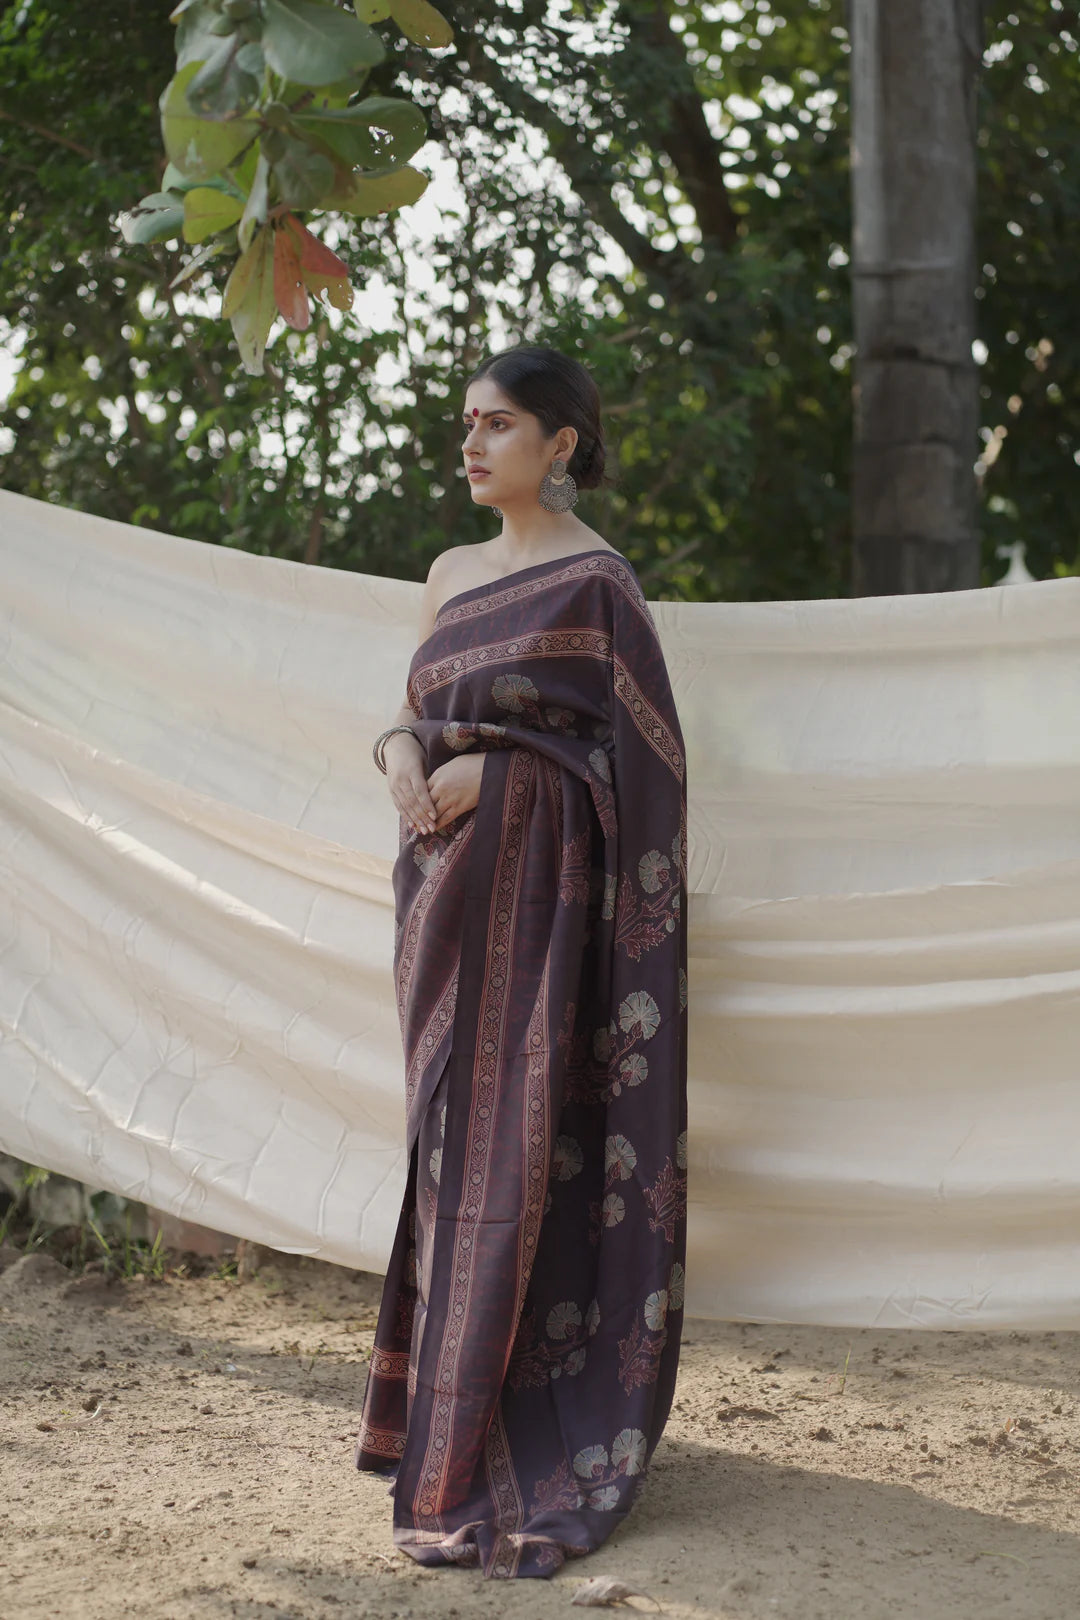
1, 1244, 1077, 1620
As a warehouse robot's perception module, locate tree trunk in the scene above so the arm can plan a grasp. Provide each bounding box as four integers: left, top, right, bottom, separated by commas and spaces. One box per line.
850, 0, 984, 595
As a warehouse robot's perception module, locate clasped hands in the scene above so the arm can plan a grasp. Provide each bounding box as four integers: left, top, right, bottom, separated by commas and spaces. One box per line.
384, 733, 485, 836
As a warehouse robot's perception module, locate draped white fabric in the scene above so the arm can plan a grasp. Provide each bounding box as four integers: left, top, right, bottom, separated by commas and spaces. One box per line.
1, 487, 1078, 1329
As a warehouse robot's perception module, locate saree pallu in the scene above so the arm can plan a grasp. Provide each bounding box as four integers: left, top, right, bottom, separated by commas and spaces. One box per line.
355, 548, 689, 1579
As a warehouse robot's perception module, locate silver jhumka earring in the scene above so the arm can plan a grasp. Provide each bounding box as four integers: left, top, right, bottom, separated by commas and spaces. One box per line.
537, 457, 578, 513
491, 458, 579, 521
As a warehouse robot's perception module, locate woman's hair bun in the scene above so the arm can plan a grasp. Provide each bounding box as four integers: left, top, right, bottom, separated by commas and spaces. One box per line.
572, 434, 606, 490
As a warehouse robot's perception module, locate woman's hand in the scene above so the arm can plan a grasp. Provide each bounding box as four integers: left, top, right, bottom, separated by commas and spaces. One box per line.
425, 753, 487, 832
386, 739, 486, 835
385, 734, 439, 835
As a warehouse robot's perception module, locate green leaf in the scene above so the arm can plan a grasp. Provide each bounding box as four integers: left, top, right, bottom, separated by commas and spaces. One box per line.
324, 161, 428, 216
290, 96, 427, 169
222, 220, 269, 316
279, 75, 365, 111
232, 141, 261, 194
183, 186, 245, 242
261, 0, 384, 87
235, 40, 265, 74
237, 148, 270, 252
175, 0, 228, 69
160, 60, 259, 181
187, 32, 262, 119
355, 1, 391, 21
386, 0, 453, 49
164, 163, 248, 201
271, 135, 336, 209
120, 192, 185, 244
162, 160, 198, 192
261, 128, 288, 164
224, 224, 278, 375
238, 149, 270, 252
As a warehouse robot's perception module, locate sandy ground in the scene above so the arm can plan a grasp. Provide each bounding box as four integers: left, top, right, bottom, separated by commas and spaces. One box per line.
1, 1243, 1077, 1620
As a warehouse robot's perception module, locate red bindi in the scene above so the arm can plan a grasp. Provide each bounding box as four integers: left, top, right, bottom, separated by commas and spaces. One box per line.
472, 408, 479, 416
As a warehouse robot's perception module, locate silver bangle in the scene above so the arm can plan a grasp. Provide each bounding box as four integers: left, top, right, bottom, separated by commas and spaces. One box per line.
373, 724, 420, 774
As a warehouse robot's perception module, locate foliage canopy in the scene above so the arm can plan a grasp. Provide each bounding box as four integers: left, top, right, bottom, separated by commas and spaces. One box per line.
0, 0, 1076, 600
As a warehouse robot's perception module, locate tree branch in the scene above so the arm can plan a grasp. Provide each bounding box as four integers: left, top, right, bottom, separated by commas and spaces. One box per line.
0, 104, 96, 160
618, 1, 738, 252
461, 40, 683, 296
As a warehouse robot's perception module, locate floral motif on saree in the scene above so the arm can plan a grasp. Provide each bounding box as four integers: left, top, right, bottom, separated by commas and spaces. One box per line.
355, 548, 689, 1580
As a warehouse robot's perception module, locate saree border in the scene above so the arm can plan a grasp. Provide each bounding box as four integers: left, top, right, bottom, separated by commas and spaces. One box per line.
431, 550, 649, 633
408, 628, 612, 710
403, 745, 539, 1529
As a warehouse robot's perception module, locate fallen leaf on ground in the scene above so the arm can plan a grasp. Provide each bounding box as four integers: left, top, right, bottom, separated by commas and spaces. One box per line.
570, 1575, 661, 1609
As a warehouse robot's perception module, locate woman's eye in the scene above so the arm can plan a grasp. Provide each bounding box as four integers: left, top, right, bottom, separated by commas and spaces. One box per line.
461, 419, 505, 434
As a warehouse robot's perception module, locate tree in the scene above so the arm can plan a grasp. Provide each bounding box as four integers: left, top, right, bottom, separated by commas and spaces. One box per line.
849, 0, 984, 595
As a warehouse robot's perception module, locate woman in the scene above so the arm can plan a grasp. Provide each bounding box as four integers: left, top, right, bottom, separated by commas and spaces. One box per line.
356, 344, 688, 1580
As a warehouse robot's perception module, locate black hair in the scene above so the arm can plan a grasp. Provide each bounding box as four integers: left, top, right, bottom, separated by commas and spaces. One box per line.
465, 344, 611, 492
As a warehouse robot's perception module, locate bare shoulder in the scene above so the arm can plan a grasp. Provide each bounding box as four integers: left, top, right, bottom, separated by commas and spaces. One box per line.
429, 543, 488, 590
571, 523, 621, 558
424, 543, 509, 618
414, 546, 470, 645
426, 544, 472, 581
587, 538, 633, 574
584, 538, 634, 575
416, 537, 627, 643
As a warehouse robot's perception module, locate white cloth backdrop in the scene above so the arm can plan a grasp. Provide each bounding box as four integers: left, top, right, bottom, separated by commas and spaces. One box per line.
1, 487, 1078, 1329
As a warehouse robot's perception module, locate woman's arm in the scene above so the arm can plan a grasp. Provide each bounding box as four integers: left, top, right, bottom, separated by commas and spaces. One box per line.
387, 697, 421, 731
381, 549, 462, 831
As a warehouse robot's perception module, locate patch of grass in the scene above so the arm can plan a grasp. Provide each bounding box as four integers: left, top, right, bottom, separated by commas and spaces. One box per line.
0, 1162, 237, 1282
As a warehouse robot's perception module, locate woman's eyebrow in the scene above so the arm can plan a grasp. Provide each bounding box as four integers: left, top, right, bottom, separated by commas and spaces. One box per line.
461, 409, 517, 421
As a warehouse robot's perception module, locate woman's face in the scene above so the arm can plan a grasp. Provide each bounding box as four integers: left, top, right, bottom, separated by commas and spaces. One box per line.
461, 378, 577, 513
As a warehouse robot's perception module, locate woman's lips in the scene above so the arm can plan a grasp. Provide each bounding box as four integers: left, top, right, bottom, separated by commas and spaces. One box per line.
468, 469, 490, 480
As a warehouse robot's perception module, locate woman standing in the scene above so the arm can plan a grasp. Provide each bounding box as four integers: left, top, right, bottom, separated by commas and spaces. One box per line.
357, 345, 689, 1579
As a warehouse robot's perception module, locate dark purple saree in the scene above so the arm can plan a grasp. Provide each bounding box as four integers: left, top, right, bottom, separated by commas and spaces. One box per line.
355, 548, 688, 1579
